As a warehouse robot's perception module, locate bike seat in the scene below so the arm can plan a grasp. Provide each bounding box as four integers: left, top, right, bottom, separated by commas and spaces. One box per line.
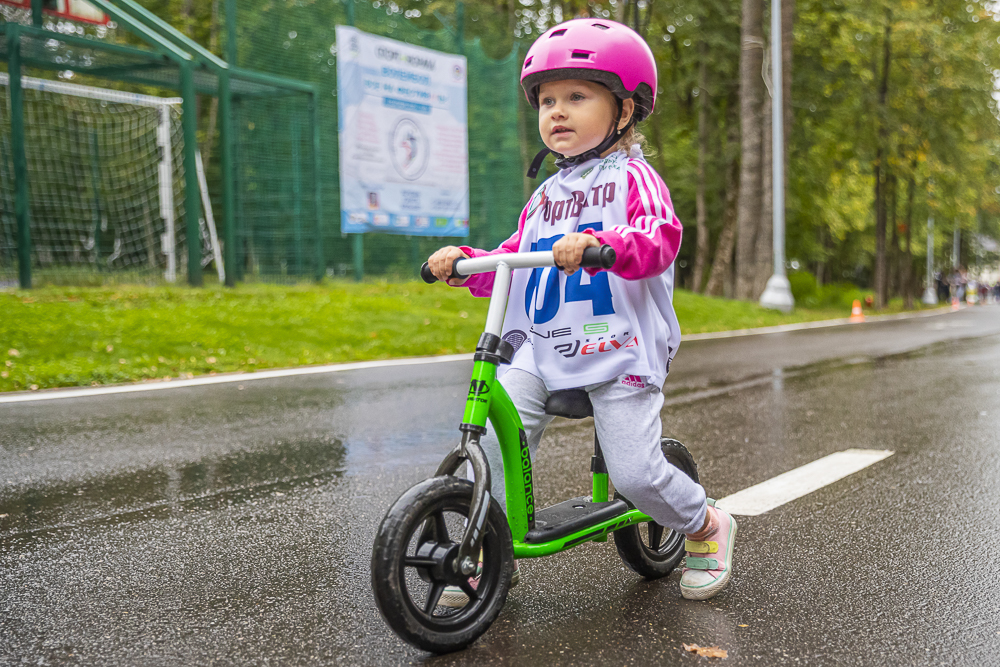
544, 389, 593, 419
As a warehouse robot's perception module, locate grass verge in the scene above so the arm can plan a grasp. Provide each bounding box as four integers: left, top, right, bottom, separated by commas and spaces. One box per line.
1, 281, 928, 392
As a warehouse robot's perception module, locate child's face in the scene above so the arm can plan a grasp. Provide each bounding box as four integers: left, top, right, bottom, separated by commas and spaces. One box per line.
537, 79, 618, 157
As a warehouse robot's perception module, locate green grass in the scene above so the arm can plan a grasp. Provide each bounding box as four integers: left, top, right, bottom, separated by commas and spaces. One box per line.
0, 281, 930, 392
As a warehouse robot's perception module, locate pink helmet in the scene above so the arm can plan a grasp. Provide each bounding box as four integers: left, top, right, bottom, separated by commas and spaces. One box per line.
520, 19, 657, 122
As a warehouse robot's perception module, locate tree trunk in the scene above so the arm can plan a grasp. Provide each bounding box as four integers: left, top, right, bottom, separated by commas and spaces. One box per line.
691, 42, 710, 293
706, 122, 741, 297
735, 0, 765, 300
756, 60, 773, 297
782, 0, 794, 190
873, 14, 892, 310
201, 0, 221, 172
182, 0, 194, 37
903, 174, 915, 309
614, 0, 627, 22
815, 227, 826, 287
888, 173, 899, 297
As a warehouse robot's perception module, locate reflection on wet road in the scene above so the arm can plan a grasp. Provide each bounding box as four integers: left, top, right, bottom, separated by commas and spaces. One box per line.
3, 307, 1000, 665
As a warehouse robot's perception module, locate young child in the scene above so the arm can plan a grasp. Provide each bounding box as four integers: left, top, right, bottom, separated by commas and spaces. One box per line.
428, 18, 736, 603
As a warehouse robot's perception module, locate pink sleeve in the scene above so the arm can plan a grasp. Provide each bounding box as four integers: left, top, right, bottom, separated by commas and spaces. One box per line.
584, 159, 683, 281
453, 205, 526, 297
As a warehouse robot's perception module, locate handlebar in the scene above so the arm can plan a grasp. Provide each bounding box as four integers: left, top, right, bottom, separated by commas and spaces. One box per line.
420, 245, 616, 284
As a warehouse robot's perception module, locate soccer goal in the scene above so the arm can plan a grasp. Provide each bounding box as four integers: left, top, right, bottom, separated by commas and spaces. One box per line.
0, 72, 223, 284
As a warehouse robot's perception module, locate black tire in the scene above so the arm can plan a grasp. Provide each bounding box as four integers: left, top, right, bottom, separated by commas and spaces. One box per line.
613, 439, 700, 579
371, 476, 514, 653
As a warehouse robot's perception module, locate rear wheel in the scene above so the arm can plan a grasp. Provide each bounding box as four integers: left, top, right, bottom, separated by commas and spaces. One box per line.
371, 476, 514, 653
613, 439, 699, 579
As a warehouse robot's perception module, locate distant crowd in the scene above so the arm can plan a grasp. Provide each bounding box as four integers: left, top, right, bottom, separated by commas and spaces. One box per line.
934, 268, 1000, 304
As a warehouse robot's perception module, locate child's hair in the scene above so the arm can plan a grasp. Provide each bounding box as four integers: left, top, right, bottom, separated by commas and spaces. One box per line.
615, 124, 653, 157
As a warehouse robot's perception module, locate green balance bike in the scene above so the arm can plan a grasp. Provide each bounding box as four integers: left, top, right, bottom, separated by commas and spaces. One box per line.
371, 247, 699, 653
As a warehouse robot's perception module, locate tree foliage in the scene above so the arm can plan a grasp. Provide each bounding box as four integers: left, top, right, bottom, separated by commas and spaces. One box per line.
132, 0, 1000, 300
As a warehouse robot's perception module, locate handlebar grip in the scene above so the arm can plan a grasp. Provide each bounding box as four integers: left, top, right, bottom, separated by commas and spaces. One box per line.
420, 262, 437, 284
420, 261, 467, 284
581, 245, 616, 270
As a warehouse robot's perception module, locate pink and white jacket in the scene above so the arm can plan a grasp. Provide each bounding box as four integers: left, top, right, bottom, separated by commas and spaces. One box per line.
458, 149, 682, 391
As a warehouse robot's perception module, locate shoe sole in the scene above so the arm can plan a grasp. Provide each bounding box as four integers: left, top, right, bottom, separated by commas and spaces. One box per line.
680, 516, 737, 601
438, 567, 519, 609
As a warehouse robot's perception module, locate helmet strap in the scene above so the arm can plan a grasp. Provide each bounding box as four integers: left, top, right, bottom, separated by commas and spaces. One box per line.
525, 99, 636, 179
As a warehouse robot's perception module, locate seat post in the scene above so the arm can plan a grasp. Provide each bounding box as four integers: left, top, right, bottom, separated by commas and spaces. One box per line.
591, 432, 609, 502
591, 433, 609, 541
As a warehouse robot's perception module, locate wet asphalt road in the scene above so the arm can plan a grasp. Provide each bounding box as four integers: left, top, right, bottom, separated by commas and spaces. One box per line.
3, 306, 1000, 665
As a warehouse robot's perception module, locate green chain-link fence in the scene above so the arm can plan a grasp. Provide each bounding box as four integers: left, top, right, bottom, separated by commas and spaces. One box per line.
231, 0, 526, 281
1, 0, 527, 287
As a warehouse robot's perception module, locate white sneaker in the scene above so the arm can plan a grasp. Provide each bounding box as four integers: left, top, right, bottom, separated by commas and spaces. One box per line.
438, 560, 519, 608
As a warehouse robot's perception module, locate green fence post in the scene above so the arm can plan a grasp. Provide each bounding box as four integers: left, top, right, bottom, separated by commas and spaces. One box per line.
30, 0, 42, 26
220, 72, 237, 286
8, 25, 32, 290
222, 0, 241, 284
346, 0, 363, 282
291, 119, 303, 276
311, 92, 325, 282
180, 63, 203, 286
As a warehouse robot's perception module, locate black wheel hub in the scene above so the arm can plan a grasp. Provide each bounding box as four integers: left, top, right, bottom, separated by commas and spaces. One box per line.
414, 541, 464, 585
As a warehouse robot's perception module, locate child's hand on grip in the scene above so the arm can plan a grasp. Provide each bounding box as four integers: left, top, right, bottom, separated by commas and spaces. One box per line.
552, 233, 600, 275
428, 246, 470, 286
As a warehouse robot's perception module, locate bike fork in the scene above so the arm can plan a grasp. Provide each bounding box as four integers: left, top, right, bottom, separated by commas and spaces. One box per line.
433, 431, 492, 576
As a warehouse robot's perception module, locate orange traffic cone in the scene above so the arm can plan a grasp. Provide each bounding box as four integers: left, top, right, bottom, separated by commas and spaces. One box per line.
951, 297, 960, 311
850, 300, 865, 323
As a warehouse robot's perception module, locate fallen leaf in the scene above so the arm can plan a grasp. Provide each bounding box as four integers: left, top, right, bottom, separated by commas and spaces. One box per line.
738, 624, 748, 628
683, 644, 728, 659
7, 349, 19, 357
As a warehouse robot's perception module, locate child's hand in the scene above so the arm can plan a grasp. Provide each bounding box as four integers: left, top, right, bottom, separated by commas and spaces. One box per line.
428, 246, 470, 286
552, 233, 600, 275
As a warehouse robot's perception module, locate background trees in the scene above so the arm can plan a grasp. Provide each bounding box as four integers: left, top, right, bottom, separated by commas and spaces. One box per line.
147, 0, 1000, 305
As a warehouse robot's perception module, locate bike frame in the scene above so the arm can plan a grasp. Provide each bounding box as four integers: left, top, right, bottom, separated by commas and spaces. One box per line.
432, 253, 655, 563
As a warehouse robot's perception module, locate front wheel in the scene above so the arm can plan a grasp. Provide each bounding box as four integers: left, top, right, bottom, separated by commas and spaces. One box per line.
371, 476, 514, 653
613, 439, 699, 579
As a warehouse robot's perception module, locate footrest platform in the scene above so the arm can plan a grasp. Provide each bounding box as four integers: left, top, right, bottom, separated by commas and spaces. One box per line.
523, 496, 629, 544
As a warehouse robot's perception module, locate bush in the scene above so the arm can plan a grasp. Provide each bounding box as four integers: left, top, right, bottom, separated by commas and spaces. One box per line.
798, 282, 872, 310
788, 271, 818, 302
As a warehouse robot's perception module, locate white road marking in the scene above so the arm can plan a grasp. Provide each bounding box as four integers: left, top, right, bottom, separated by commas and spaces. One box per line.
715, 448, 894, 516
0, 354, 474, 404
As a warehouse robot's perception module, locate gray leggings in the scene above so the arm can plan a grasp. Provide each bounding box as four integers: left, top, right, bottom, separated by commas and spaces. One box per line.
475, 369, 707, 534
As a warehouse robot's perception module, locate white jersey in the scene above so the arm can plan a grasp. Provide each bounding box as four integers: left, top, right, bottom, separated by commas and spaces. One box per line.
461, 149, 683, 391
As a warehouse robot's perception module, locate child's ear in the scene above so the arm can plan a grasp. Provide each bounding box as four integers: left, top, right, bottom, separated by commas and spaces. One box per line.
620, 98, 636, 130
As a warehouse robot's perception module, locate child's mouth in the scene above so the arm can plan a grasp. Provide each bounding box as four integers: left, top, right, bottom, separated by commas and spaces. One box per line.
552, 127, 572, 135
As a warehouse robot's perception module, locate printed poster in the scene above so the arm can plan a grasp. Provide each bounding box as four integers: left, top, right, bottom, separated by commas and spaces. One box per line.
336, 25, 469, 237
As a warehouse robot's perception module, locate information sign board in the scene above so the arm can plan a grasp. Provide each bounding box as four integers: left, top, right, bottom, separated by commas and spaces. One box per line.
336, 26, 469, 237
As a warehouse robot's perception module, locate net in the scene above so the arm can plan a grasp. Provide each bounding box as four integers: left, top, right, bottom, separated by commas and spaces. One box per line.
0, 72, 213, 286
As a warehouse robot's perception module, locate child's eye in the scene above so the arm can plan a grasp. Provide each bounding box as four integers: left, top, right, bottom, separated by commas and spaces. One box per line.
541, 97, 554, 106
571, 93, 584, 101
